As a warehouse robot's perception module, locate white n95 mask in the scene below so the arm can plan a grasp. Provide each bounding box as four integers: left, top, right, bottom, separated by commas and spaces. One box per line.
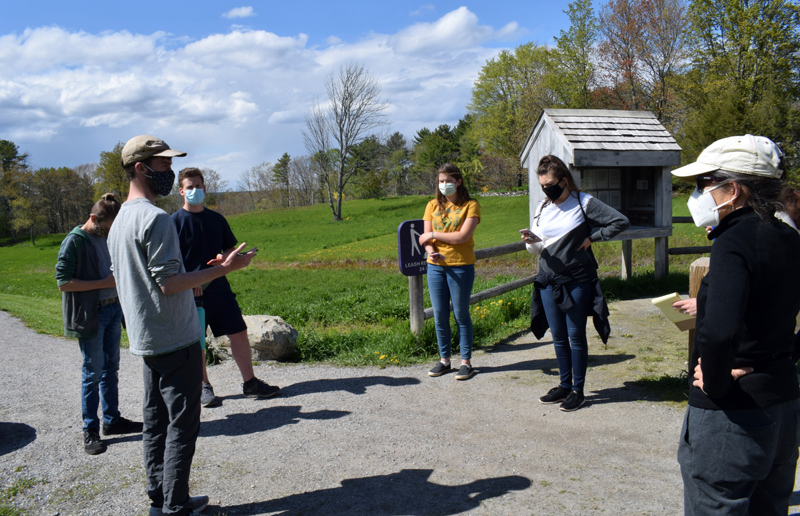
686, 184, 736, 228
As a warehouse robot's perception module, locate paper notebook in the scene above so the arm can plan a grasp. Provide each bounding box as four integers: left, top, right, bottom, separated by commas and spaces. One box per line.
651, 292, 696, 331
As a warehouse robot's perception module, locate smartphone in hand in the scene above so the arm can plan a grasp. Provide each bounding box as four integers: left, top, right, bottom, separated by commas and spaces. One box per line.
238, 247, 258, 256
519, 229, 540, 243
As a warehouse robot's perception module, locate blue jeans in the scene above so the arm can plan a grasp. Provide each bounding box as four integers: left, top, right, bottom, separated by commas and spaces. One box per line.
427, 264, 474, 360
540, 283, 591, 393
678, 400, 800, 516
78, 301, 123, 431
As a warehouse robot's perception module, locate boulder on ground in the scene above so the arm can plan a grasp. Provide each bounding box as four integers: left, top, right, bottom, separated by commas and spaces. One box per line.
207, 315, 297, 361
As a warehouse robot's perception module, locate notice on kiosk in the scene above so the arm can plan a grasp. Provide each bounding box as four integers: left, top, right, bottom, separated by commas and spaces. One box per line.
397, 219, 428, 276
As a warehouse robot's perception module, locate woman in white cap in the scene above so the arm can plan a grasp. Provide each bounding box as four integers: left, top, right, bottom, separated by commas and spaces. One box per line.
672, 135, 800, 515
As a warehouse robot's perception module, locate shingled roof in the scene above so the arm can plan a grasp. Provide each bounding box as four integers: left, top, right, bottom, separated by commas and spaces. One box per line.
542, 109, 680, 151
521, 108, 681, 168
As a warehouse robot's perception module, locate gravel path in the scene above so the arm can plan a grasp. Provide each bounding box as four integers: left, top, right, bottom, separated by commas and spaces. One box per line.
1, 303, 798, 516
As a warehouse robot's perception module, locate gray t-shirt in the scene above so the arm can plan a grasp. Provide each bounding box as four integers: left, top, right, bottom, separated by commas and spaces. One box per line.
108, 197, 200, 356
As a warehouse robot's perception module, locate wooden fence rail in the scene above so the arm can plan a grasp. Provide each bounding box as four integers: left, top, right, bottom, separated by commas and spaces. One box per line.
409, 241, 532, 335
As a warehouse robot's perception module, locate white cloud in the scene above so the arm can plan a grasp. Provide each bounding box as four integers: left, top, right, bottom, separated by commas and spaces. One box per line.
0, 7, 517, 185
410, 4, 435, 17
222, 6, 256, 19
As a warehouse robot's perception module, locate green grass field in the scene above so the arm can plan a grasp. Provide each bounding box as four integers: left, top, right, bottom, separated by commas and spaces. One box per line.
0, 194, 709, 365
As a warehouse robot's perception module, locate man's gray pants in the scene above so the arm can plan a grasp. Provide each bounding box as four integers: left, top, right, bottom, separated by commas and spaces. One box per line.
142, 342, 202, 516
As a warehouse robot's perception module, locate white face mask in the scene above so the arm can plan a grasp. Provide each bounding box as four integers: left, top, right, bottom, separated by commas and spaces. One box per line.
439, 182, 457, 196
687, 184, 737, 228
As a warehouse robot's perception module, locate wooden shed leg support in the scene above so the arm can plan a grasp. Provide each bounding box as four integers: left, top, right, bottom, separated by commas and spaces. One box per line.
654, 236, 668, 279
621, 240, 632, 280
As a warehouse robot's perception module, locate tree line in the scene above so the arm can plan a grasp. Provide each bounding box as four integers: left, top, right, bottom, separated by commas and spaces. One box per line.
1, 0, 797, 239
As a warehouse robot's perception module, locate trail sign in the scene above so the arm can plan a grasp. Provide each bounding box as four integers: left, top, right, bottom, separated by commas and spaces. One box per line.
397, 219, 428, 276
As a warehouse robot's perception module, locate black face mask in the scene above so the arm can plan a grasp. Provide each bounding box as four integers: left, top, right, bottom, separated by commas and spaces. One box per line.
542, 179, 565, 201
143, 164, 176, 197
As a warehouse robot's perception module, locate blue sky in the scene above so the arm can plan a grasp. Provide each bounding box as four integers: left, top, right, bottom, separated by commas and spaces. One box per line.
2, 1, 596, 187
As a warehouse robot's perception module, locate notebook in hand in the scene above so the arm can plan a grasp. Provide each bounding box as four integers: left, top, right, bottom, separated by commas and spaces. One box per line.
651, 292, 695, 331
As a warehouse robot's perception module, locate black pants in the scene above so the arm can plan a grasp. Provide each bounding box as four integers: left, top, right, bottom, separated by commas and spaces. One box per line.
142, 342, 202, 515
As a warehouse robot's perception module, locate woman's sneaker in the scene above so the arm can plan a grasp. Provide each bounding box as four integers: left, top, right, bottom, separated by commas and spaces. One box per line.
539, 386, 570, 404
428, 361, 452, 377
559, 391, 586, 412
455, 364, 475, 380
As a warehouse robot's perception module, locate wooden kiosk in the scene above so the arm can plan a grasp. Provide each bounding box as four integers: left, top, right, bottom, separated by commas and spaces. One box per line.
519, 109, 682, 278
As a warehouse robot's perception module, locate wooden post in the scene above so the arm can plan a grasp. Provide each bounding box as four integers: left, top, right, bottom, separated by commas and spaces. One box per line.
654, 236, 668, 278
687, 257, 710, 363
621, 239, 632, 280
409, 275, 425, 335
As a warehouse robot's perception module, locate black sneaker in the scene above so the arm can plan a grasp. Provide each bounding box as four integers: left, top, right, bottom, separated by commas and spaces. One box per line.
102, 416, 143, 436
539, 386, 570, 404
84, 430, 107, 455
455, 364, 475, 380
242, 377, 280, 399
560, 391, 586, 412
428, 361, 452, 377
201, 383, 219, 407
149, 494, 209, 516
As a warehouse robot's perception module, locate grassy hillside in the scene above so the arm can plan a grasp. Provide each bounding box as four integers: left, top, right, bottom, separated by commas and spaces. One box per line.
0, 194, 708, 364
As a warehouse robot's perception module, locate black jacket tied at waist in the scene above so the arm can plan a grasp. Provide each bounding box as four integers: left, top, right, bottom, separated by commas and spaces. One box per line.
530, 271, 611, 344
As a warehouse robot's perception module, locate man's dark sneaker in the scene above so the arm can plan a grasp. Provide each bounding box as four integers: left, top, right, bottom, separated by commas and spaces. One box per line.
539, 386, 570, 404
102, 416, 143, 436
455, 364, 475, 380
149, 494, 210, 516
84, 430, 107, 455
560, 391, 586, 412
201, 383, 219, 407
428, 361, 452, 377
242, 377, 280, 399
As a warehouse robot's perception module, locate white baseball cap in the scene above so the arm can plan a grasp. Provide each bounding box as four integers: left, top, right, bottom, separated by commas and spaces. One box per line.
672, 134, 783, 178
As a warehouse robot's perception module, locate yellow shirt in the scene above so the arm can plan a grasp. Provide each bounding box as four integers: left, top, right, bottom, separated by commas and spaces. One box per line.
423, 198, 481, 266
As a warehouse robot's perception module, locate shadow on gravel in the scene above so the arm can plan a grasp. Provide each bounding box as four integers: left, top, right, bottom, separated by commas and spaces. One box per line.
200, 405, 349, 437
478, 353, 634, 376
278, 376, 421, 397
0, 422, 36, 456
586, 382, 674, 405
216, 468, 532, 515
790, 490, 800, 516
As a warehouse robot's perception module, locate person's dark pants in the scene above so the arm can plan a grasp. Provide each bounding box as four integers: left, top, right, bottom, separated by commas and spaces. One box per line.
678, 399, 800, 516
142, 342, 202, 516
540, 282, 591, 393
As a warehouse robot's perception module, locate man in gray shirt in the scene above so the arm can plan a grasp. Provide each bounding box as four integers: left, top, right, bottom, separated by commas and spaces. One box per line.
108, 135, 256, 516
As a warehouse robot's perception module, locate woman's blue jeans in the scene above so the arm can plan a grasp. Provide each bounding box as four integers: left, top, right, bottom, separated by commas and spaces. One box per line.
540, 282, 591, 393
427, 264, 474, 360
78, 301, 123, 431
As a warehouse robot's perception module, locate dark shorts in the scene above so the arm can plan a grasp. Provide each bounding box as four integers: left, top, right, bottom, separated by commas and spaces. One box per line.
201, 288, 247, 337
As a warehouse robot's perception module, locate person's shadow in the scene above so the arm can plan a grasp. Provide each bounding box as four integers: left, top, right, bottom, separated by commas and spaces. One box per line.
0, 422, 36, 456
218, 468, 532, 515
200, 405, 350, 437
278, 376, 421, 397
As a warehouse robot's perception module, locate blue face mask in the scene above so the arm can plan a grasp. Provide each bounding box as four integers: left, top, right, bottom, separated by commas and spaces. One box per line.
185, 187, 205, 206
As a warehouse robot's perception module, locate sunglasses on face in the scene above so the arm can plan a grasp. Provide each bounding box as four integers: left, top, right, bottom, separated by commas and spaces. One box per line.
695, 175, 725, 190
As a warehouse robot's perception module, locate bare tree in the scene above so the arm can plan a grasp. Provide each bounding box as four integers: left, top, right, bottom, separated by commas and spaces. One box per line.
289, 155, 319, 206
302, 62, 388, 220
238, 162, 273, 211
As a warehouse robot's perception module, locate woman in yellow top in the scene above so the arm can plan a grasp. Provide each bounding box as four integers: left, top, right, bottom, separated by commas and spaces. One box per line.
418, 163, 481, 380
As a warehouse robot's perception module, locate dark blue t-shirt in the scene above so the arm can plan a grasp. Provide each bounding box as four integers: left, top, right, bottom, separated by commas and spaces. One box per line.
171, 208, 237, 294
